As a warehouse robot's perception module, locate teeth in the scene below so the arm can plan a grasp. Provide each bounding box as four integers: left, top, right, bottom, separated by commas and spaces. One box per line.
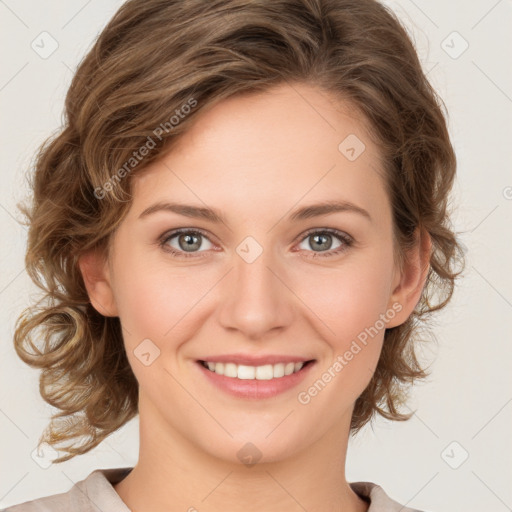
202, 361, 306, 380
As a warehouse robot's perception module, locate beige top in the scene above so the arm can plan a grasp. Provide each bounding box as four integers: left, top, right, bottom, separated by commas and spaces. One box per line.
2, 467, 426, 511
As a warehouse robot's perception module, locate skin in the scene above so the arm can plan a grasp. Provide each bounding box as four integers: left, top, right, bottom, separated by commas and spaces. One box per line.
80, 82, 431, 512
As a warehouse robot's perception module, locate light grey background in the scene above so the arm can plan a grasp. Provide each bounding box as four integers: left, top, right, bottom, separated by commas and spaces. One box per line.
1, 1, 511, 510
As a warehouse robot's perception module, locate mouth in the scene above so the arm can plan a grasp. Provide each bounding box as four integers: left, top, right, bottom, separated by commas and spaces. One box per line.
198, 359, 316, 380
195, 358, 316, 399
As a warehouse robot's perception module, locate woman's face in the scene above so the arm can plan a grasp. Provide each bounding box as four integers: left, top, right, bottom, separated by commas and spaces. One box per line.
97, 83, 409, 464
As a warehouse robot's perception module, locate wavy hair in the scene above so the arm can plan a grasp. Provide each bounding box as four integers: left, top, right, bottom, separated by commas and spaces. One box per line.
14, 0, 465, 463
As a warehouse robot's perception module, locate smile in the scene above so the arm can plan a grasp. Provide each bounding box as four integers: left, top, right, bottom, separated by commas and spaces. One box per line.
200, 360, 312, 380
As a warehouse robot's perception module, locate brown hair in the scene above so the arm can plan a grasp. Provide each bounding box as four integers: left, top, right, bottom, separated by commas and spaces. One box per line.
14, 0, 465, 463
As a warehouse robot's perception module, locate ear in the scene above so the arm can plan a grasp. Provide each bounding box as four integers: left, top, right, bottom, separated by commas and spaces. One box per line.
78, 248, 118, 317
385, 227, 432, 328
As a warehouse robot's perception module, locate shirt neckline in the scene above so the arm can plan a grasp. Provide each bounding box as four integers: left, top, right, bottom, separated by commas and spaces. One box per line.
84, 467, 414, 512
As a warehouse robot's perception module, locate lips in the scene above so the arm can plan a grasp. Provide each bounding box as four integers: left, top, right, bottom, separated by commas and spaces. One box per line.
195, 355, 316, 399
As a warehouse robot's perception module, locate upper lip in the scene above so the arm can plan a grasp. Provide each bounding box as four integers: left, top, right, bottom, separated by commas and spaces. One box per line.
198, 354, 315, 366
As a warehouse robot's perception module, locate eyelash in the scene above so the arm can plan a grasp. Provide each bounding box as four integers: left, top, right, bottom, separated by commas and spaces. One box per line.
158, 227, 354, 260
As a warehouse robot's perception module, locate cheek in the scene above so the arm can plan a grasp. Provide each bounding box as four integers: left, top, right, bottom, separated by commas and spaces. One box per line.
112, 255, 216, 351
295, 298, 388, 422
294, 250, 395, 344
293, 249, 394, 396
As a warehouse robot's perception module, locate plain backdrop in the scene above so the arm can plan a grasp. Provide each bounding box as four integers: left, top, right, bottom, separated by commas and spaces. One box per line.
1, 1, 511, 510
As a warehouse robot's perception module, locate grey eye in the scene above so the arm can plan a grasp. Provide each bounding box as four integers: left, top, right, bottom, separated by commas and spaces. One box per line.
166, 231, 214, 253
299, 232, 342, 252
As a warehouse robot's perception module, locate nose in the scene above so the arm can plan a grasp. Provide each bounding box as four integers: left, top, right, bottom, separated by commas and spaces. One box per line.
217, 243, 295, 341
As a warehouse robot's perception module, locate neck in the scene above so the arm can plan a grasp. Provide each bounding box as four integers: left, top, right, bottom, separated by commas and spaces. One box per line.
114, 396, 369, 512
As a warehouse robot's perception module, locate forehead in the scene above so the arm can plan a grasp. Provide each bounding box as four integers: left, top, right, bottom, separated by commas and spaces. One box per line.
130, 82, 389, 224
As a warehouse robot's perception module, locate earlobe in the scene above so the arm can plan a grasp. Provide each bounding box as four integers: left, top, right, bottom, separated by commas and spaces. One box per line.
386, 228, 432, 328
78, 248, 118, 317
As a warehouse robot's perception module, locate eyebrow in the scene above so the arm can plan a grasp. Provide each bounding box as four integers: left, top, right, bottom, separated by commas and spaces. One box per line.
138, 200, 372, 223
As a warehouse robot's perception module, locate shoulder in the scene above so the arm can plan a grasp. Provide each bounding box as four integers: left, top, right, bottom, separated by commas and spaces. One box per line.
2, 467, 133, 512
350, 481, 432, 512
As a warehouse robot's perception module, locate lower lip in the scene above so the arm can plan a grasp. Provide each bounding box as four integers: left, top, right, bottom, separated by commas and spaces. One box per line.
196, 360, 316, 399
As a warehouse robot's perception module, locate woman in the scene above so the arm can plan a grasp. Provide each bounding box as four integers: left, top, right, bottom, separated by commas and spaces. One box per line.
9, 0, 464, 510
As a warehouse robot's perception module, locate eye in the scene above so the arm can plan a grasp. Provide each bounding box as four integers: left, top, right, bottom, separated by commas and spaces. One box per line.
159, 228, 214, 258
296, 228, 353, 258
158, 227, 353, 260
